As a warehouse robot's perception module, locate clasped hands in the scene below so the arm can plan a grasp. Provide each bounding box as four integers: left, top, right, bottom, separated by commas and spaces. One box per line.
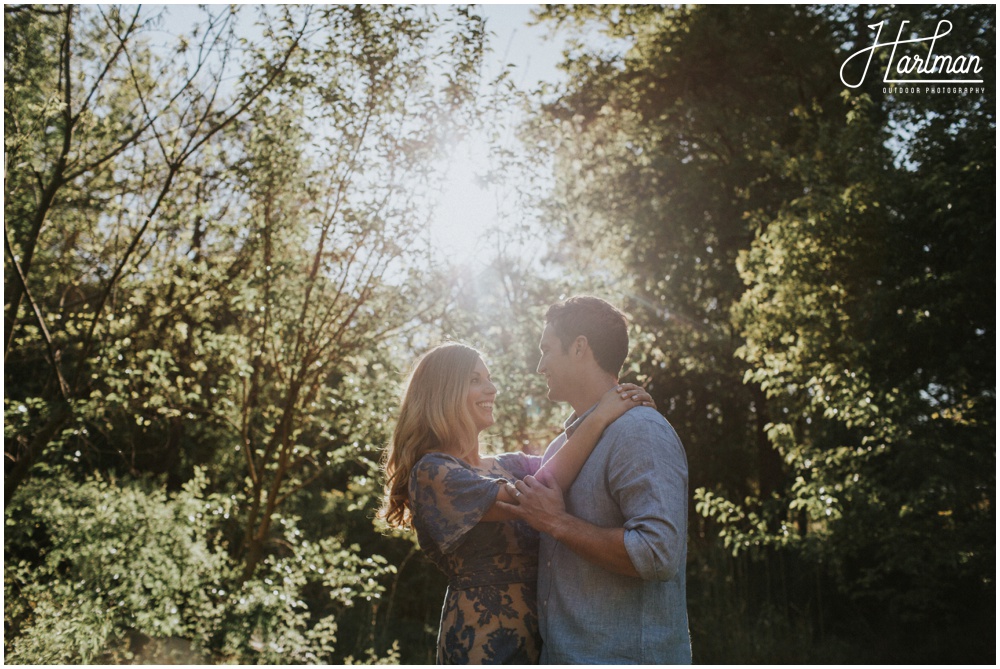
498, 471, 567, 536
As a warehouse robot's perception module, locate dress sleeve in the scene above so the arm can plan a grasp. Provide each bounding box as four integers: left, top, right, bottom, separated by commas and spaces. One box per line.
409, 453, 505, 554
496, 451, 543, 479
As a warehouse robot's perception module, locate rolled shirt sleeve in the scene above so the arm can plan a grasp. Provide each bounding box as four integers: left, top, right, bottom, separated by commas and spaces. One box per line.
608, 415, 689, 581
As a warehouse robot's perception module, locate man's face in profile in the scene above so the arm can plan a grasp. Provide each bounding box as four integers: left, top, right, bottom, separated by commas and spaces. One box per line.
536, 323, 574, 403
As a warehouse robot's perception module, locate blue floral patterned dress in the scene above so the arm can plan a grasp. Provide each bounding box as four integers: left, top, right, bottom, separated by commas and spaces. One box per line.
409, 451, 542, 664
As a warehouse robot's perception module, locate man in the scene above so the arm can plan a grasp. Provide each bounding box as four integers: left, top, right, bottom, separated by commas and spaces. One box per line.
502, 296, 692, 664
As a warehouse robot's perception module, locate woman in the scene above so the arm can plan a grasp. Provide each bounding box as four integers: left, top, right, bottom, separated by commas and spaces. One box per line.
379, 343, 653, 664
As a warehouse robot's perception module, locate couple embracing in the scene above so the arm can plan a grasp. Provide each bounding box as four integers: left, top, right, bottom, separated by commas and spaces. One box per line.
380, 296, 692, 664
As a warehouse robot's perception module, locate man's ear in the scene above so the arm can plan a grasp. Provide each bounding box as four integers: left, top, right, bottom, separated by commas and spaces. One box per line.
572, 335, 589, 359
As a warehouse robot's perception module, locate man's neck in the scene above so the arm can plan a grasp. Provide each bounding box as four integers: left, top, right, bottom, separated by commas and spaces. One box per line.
568, 374, 620, 417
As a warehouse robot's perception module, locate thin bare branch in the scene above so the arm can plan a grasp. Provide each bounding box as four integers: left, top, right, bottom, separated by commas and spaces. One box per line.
4, 227, 72, 401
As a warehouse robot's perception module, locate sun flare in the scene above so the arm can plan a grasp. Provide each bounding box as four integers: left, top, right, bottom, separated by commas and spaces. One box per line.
427, 137, 499, 264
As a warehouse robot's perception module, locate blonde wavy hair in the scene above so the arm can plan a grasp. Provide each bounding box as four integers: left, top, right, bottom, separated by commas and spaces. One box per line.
378, 343, 481, 529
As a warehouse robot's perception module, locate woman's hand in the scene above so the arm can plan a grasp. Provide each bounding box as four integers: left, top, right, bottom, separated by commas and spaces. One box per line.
593, 382, 656, 426
499, 472, 567, 535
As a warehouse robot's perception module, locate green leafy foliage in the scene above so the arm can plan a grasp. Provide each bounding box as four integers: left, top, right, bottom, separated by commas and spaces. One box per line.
4, 468, 395, 663
5, 4, 486, 663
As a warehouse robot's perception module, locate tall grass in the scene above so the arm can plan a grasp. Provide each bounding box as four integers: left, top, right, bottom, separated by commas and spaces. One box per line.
686, 540, 860, 664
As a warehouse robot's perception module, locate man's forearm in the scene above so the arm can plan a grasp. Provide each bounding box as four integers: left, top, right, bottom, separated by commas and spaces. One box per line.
502, 475, 641, 578
547, 512, 640, 578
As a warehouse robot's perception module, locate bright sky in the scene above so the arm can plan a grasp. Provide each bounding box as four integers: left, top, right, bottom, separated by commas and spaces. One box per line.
157, 3, 610, 269
477, 4, 568, 88
425, 4, 593, 267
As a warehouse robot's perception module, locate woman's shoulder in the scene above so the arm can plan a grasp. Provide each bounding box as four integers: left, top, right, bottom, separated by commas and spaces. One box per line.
412, 451, 466, 474
409, 452, 473, 499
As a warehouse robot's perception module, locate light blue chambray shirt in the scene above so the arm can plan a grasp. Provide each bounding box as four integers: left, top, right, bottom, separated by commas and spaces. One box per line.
538, 405, 692, 664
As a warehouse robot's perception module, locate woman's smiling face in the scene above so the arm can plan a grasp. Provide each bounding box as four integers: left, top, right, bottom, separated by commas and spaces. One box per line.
467, 357, 498, 432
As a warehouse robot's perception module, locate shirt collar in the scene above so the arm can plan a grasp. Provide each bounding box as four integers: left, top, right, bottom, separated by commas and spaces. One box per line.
563, 403, 599, 438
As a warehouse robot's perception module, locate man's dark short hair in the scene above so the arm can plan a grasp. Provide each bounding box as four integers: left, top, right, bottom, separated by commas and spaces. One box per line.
545, 296, 629, 376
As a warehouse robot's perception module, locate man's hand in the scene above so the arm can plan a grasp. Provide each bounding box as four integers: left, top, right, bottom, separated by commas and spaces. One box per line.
498, 470, 642, 578
497, 472, 567, 536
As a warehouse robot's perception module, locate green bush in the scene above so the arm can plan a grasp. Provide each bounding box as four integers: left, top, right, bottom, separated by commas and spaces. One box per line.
4, 468, 395, 663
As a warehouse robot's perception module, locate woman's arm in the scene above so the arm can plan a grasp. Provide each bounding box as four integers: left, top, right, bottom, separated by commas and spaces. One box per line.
481, 383, 652, 521
536, 383, 652, 493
